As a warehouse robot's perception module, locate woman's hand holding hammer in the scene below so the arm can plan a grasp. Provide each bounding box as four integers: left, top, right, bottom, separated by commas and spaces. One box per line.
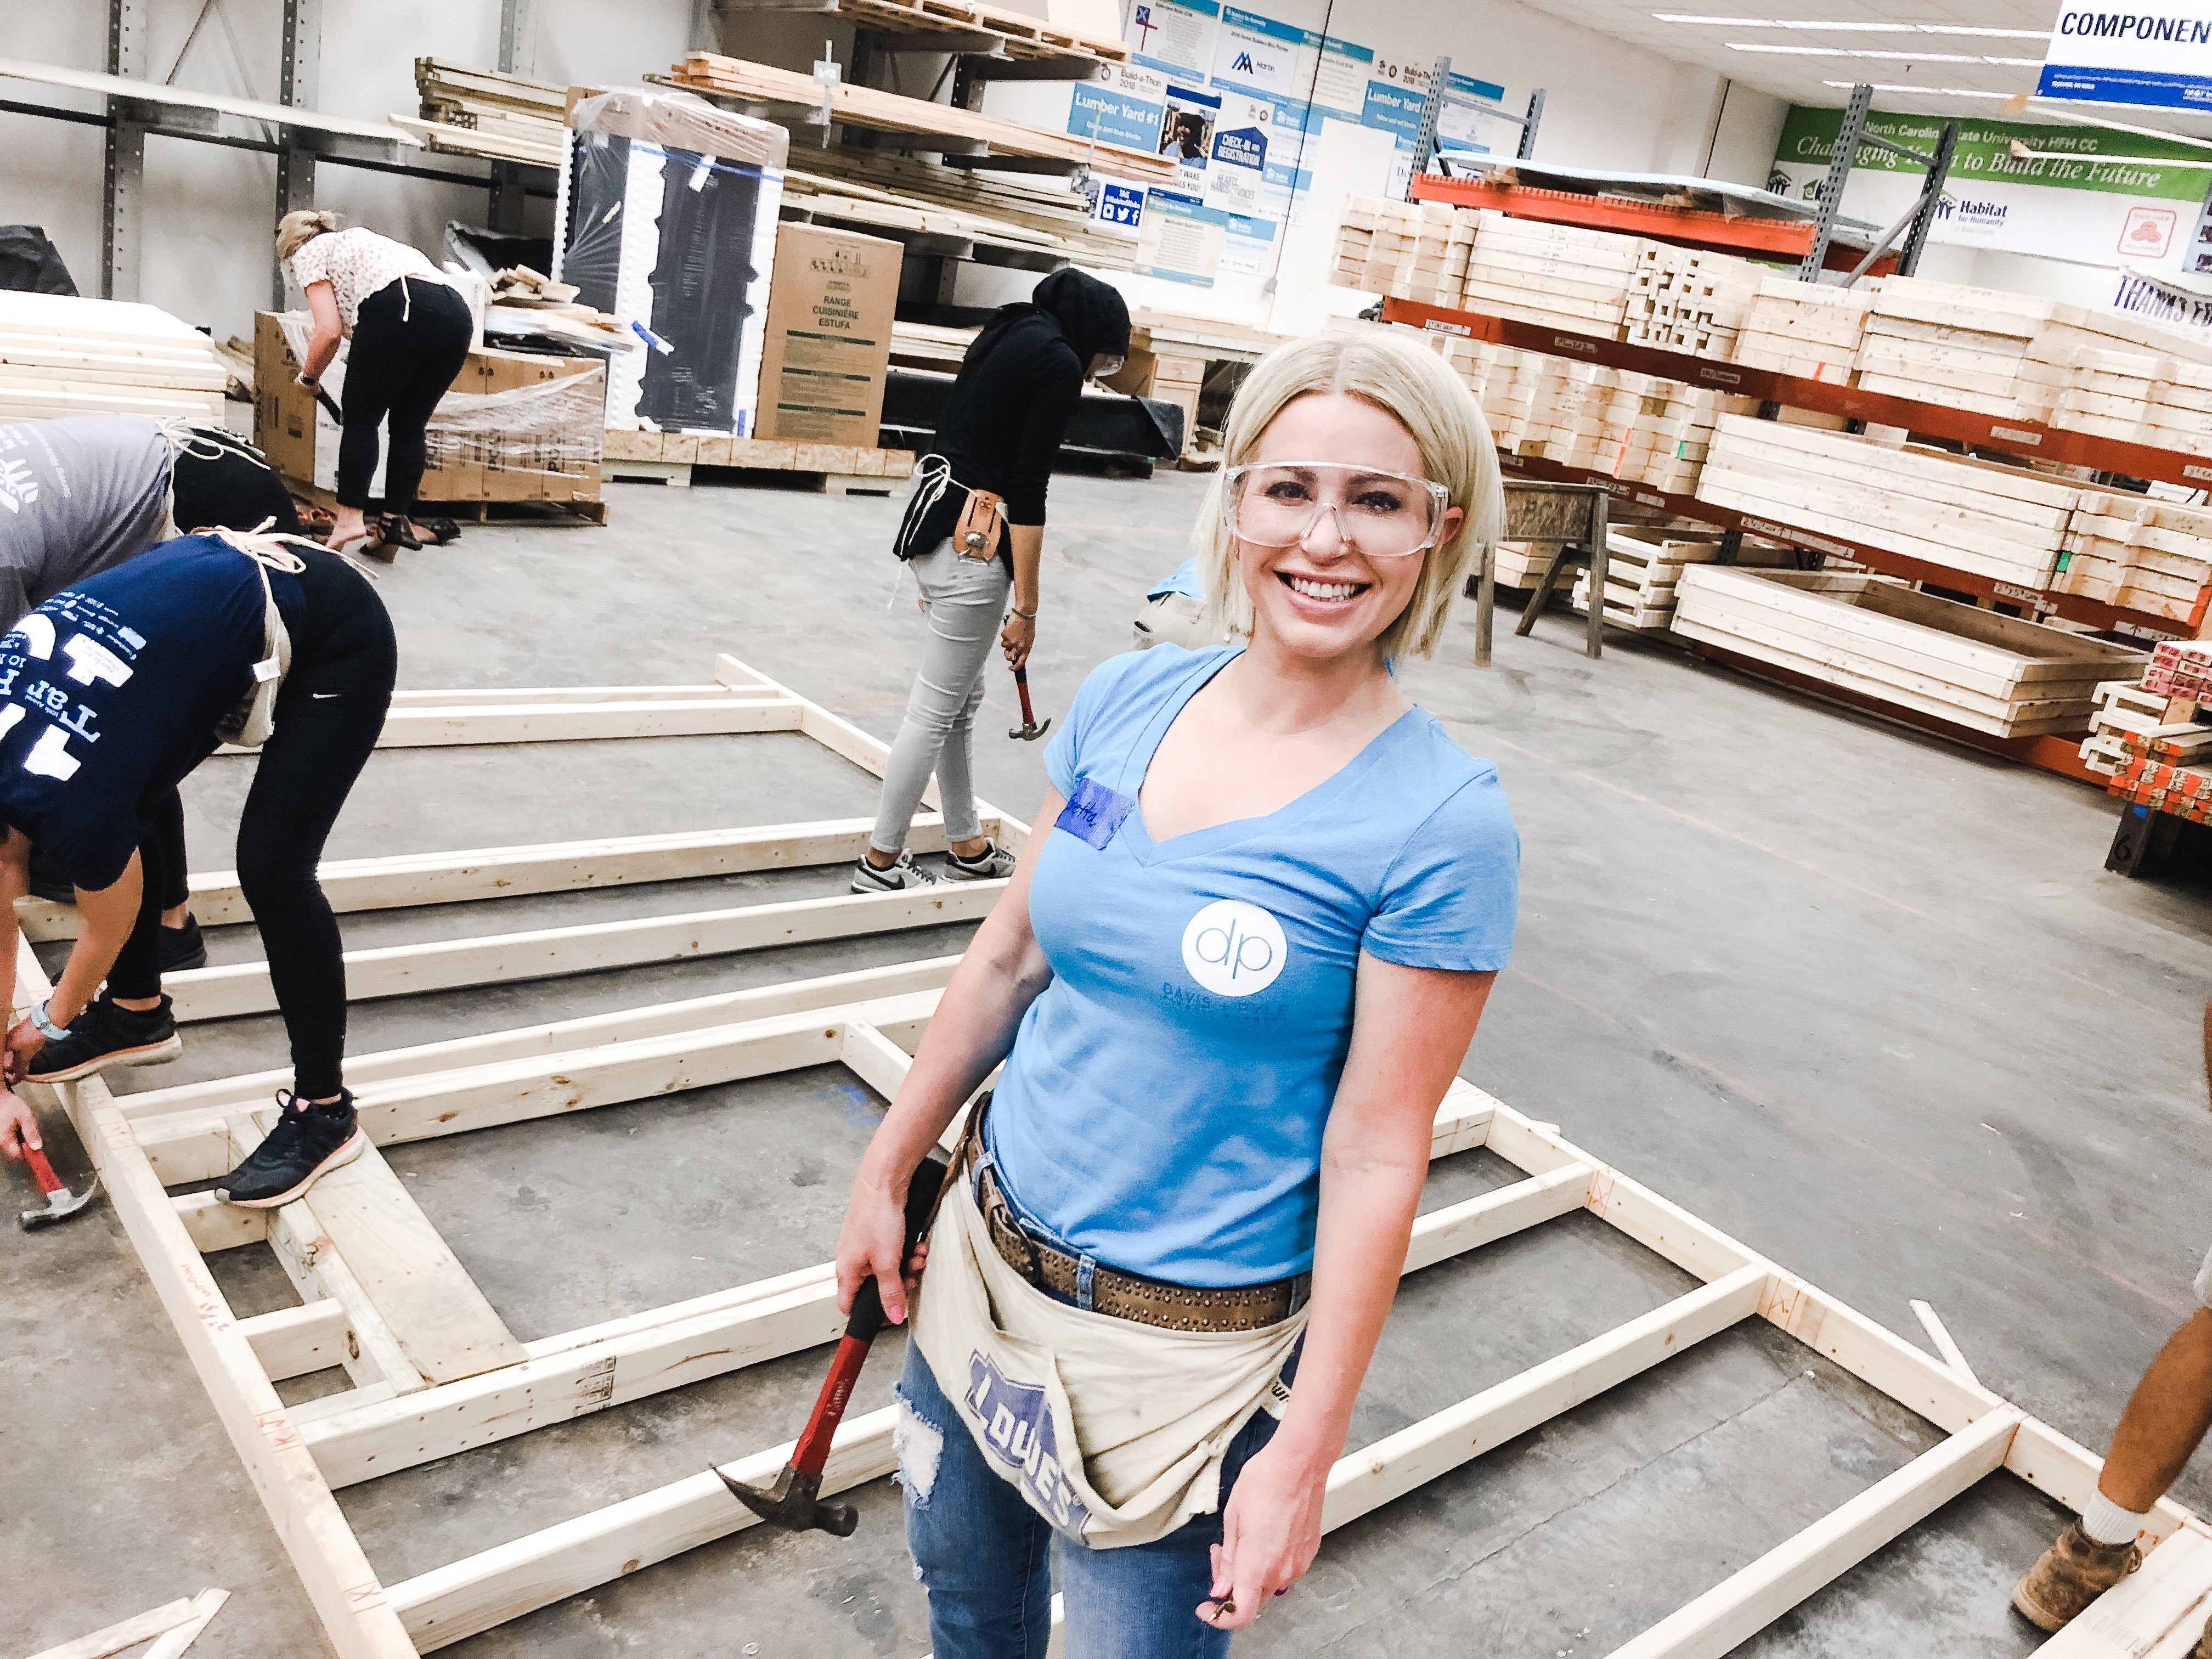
1000, 610, 1035, 671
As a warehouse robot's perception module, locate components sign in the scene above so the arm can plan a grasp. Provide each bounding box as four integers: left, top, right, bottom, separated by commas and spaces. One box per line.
2040, 0, 2212, 109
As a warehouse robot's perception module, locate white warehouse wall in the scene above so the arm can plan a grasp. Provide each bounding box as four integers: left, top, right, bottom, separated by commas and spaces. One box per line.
3, 0, 695, 344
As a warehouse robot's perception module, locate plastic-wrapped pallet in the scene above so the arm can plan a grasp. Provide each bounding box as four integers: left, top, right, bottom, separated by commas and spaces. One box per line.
1696, 414, 2079, 589
1732, 276, 1871, 383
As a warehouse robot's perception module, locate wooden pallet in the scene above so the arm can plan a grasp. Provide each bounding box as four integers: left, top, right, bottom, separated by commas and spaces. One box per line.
601, 430, 914, 496
284, 478, 607, 526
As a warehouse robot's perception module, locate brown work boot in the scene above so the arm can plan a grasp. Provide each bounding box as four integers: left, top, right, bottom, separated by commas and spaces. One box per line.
2012, 1520, 2142, 1632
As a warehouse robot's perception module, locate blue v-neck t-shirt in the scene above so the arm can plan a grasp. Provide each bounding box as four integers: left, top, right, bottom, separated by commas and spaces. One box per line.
986, 644, 1520, 1286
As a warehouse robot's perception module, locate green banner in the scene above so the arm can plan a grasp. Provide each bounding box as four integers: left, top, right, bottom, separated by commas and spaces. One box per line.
1776, 105, 2209, 201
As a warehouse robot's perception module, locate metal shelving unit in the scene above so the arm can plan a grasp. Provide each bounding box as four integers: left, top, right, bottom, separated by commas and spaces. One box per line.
1381, 295, 2212, 645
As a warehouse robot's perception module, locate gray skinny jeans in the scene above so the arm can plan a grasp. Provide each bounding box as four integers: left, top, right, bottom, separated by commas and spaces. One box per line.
871, 540, 1012, 855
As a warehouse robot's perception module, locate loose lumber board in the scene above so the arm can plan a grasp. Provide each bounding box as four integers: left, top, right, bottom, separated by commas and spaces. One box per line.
670, 54, 1175, 184
1674, 568, 2142, 736
238, 1108, 526, 1387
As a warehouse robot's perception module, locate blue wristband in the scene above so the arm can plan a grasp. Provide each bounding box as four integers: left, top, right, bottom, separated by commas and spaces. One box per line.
29, 1002, 67, 1042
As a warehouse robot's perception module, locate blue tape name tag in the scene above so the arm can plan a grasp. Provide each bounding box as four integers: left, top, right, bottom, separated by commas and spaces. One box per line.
1055, 776, 1137, 850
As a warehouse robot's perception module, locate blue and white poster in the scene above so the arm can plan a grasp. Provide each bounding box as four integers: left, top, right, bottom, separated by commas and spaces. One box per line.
1361, 80, 1424, 145
1093, 180, 1148, 236
2039, 0, 2212, 109
1070, 63, 1169, 152
1219, 210, 1280, 277
1137, 189, 1231, 285
1160, 82, 1223, 193
1130, 0, 1218, 77
1212, 7, 1308, 99
1206, 94, 1271, 213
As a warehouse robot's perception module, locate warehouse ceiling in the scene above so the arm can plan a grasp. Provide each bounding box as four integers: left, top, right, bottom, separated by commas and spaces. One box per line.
1510, 0, 2212, 140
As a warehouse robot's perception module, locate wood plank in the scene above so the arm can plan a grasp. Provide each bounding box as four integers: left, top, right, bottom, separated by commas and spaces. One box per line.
238, 1300, 356, 1381
160, 883, 1003, 1022
173, 1189, 269, 1252
22, 1598, 198, 1659
16, 813, 972, 939
142, 1588, 230, 1659
248, 1113, 525, 1387
1603, 1410, 2022, 1659
19, 942, 420, 1658
306, 1087, 1501, 1489
839, 1018, 915, 1101
368, 697, 804, 749
127, 957, 962, 1137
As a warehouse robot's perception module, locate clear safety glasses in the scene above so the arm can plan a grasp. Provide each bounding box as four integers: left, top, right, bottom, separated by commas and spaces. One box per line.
1223, 461, 1452, 558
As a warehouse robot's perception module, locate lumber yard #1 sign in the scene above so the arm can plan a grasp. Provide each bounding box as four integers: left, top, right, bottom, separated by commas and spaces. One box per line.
2040, 0, 2212, 109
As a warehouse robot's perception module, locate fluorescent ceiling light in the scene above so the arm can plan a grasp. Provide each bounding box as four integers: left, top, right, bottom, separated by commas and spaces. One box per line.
1654, 15, 2045, 36
1821, 80, 2011, 97
1735, 44, 2041, 62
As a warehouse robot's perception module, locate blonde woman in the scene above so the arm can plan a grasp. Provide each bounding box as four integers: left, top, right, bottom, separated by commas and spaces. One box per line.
275, 210, 471, 555
834, 330, 1517, 1655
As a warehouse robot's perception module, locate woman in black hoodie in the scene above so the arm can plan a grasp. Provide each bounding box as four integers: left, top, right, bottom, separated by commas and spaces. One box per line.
855, 269, 1130, 893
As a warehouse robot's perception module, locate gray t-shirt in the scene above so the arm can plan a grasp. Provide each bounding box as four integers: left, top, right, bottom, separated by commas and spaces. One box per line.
0, 416, 176, 623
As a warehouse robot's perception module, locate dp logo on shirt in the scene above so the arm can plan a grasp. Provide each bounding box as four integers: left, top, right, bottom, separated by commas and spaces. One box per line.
1181, 899, 1286, 997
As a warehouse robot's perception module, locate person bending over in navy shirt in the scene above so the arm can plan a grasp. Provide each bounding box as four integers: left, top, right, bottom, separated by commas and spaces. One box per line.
0, 532, 395, 1210
835, 330, 1519, 1655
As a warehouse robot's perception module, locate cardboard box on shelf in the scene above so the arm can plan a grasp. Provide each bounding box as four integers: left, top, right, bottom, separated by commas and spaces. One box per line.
253, 311, 605, 503
753, 224, 899, 447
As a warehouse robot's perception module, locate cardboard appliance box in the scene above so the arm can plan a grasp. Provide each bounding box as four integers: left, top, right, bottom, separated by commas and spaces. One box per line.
753, 224, 900, 447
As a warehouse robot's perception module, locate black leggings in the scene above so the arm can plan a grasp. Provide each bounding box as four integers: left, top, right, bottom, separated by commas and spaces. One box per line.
109, 548, 397, 1096
170, 431, 302, 537
338, 277, 473, 516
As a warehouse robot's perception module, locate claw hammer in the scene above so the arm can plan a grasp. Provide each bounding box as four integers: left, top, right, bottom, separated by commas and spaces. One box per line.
1008, 667, 1051, 742
714, 1153, 949, 1535
19, 1144, 99, 1231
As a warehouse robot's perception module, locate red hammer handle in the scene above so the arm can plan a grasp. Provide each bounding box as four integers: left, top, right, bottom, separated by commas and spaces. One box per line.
791, 1333, 873, 1478
1014, 665, 1037, 726
21, 1144, 63, 1197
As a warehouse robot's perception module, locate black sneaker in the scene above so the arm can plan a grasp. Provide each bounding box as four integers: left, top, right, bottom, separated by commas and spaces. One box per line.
159, 916, 208, 974
24, 992, 183, 1083
942, 840, 1016, 882
215, 1089, 364, 1209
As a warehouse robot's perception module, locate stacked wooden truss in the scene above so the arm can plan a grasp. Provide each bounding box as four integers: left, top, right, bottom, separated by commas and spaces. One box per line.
396, 59, 566, 167
0, 291, 228, 424
1624, 245, 1758, 356
1672, 567, 2145, 738
2078, 678, 2204, 776
36, 650, 2212, 1657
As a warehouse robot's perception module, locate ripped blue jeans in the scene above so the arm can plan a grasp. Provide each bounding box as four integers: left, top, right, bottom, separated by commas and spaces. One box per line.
897, 1301, 1295, 1658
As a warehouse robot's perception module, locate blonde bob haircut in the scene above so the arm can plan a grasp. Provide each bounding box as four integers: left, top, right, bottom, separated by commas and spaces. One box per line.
1195, 331, 1502, 662
275, 208, 341, 264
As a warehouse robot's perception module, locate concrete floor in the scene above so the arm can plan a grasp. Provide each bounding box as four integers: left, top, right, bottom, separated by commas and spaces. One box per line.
4, 459, 2209, 1657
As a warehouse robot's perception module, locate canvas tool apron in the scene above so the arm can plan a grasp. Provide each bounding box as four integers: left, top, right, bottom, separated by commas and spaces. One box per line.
912, 1157, 1307, 1550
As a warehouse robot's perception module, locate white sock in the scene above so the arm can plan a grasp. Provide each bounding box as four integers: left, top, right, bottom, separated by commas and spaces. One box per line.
2081, 1489, 2151, 1546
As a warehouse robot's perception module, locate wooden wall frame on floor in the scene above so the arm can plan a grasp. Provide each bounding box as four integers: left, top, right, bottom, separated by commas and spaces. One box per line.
27, 656, 2207, 1657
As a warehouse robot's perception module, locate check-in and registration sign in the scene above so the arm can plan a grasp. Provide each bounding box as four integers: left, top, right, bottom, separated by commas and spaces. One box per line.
2040, 0, 2212, 109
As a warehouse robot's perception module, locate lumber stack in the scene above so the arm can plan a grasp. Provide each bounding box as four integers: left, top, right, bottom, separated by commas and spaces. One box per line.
1696, 415, 2079, 589
2078, 678, 2191, 775
0, 291, 227, 423
2108, 728, 2212, 821
1856, 278, 2062, 417
1731, 277, 1869, 384
2053, 489, 2212, 622
1673, 566, 2146, 737
667, 53, 1176, 184
2147, 639, 2212, 701
1334, 199, 1468, 307
399, 59, 566, 167
2044, 347, 2212, 458
780, 0, 1128, 64
1567, 527, 1809, 633
1624, 245, 1762, 356
1457, 211, 1637, 338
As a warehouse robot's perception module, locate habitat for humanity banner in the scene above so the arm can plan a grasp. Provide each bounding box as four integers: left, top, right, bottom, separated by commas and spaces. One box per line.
1772, 104, 2210, 268
2039, 0, 2212, 111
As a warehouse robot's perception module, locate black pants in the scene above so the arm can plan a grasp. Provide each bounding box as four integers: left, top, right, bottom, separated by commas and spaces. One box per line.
338, 277, 473, 516
109, 548, 397, 1097
170, 431, 302, 537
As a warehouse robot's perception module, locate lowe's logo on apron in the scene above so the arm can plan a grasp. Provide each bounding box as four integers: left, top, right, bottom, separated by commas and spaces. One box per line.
967, 1353, 1092, 1534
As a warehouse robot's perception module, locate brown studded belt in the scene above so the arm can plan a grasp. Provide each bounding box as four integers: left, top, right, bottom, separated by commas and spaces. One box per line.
964, 1148, 1305, 1333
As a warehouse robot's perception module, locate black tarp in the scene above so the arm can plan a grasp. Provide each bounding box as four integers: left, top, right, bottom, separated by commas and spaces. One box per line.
0, 227, 77, 296
879, 369, 1182, 461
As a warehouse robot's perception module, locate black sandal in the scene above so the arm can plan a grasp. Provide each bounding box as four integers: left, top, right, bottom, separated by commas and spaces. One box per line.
375, 512, 424, 551
420, 516, 462, 546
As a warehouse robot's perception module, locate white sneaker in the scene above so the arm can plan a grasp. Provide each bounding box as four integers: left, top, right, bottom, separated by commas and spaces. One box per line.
942, 841, 1016, 881
851, 850, 942, 893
